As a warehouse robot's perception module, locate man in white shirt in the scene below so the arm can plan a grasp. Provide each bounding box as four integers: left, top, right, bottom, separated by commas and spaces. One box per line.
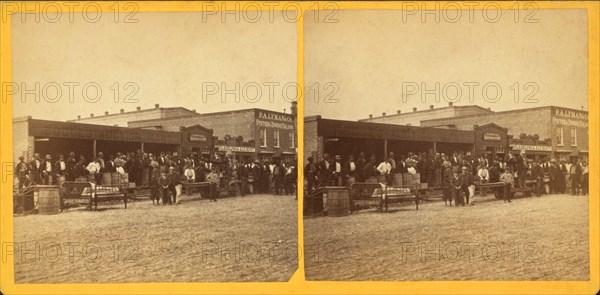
333, 155, 343, 186
43, 154, 55, 185
377, 158, 392, 185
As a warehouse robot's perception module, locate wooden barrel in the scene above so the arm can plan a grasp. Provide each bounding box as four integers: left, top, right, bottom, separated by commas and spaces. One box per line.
347, 176, 356, 187
403, 174, 414, 185
121, 173, 129, 184
325, 187, 350, 217
102, 173, 112, 185
142, 168, 150, 186
35, 185, 60, 215
393, 173, 403, 186
111, 173, 121, 184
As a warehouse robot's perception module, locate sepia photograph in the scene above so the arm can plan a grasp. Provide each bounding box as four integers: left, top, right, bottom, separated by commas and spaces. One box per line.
9, 8, 298, 283
303, 8, 590, 281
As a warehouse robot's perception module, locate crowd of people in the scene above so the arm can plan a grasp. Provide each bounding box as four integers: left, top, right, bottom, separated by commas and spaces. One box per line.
14, 149, 298, 206
304, 149, 589, 206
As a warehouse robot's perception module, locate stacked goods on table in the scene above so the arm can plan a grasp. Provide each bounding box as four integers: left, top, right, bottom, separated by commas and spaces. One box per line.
372, 184, 412, 199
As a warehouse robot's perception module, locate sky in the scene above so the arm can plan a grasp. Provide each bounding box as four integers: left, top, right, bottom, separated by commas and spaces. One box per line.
11, 11, 298, 121
304, 9, 589, 120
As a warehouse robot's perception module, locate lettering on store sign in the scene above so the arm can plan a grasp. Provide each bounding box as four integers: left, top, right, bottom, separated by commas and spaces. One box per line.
215, 145, 256, 153
552, 117, 587, 128
483, 132, 502, 141
510, 144, 552, 152
258, 111, 293, 123
554, 108, 588, 120
189, 134, 207, 142
256, 120, 294, 130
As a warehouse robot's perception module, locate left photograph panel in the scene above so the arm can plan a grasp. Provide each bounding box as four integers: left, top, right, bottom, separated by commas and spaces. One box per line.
10, 7, 298, 283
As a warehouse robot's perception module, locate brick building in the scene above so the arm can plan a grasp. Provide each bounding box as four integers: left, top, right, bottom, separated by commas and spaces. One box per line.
13, 117, 214, 163
358, 103, 493, 126
68, 104, 198, 127
421, 106, 588, 162
64, 102, 297, 162
127, 107, 297, 162
304, 116, 509, 163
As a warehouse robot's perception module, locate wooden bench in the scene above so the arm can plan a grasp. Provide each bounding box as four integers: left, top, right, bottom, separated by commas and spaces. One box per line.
349, 183, 419, 213
182, 181, 210, 196
382, 184, 419, 212
61, 181, 128, 211
475, 181, 509, 199
349, 182, 385, 213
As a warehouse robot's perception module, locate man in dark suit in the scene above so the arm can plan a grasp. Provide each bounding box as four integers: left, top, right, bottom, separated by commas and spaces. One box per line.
343, 154, 357, 183
516, 150, 528, 188
304, 157, 318, 195
397, 155, 407, 174
317, 153, 333, 187
29, 153, 43, 185
65, 152, 77, 181
42, 154, 56, 185
15, 156, 30, 189
530, 159, 543, 197
549, 159, 559, 194
355, 152, 367, 182
238, 159, 249, 196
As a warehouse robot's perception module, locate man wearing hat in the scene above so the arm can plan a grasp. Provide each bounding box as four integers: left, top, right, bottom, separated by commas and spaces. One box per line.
332, 155, 343, 186
29, 153, 43, 185
167, 166, 181, 204
516, 150, 528, 188
548, 159, 558, 194
441, 160, 453, 206
318, 153, 333, 187
305, 156, 318, 195
15, 156, 30, 189
459, 166, 473, 206
42, 154, 56, 185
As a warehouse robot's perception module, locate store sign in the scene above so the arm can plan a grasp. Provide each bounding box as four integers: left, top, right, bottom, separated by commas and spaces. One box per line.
215, 145, 256, 153
483, 132, 502, 141
256, 120, 294, 130
554, 108, 588, 120
189, 134, 207, 142
510, 144, 552, 152
552, 117, 587, 128
258, 111, 293, 123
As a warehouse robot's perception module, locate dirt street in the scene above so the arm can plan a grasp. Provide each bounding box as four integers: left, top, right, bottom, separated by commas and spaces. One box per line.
304, 194, 589, 281
13, 194, 298, 283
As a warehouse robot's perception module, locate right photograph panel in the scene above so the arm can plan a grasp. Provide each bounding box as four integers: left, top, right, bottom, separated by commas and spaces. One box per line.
302, 8, 589, 281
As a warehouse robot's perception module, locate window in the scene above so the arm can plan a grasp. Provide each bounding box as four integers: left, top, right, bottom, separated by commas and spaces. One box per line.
556, 126, 563, 146
274, 130, 280, 148
289, 131, 295, 148
571, 128, 577, 146
260, 129, 267, 147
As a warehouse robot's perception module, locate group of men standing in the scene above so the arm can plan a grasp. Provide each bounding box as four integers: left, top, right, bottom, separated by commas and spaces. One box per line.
304, 149, 589, 203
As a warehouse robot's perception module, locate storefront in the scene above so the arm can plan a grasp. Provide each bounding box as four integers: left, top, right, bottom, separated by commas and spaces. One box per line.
304, 116, 485, 162
473, 123, 510, 160
13, 117, 214, 162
